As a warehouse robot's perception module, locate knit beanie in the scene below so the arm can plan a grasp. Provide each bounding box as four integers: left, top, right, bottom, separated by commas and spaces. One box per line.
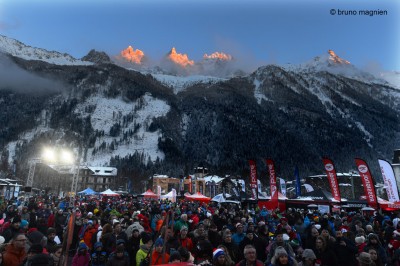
213, 248, 225, 260
79, 242, 88, 250
155, 237, 164, 247
355, 236, 366, 244
274, 246, 288, 257
20, 219, 29, 228
302, 249, 316, 260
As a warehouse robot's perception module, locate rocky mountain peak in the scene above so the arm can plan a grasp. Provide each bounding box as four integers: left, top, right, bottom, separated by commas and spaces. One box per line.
81, 49, 112, 64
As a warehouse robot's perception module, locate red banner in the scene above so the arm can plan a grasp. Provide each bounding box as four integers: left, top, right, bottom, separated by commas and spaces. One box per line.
322, 158, 341, 202
248, 160, 258, 200
266, 159, 278, 209
355, 158, 378, 209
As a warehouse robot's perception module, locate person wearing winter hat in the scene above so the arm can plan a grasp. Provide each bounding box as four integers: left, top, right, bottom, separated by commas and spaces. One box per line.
178, 225, 193, 252
298, 249, 316, 266
355, 235, 367, 254
232, 222, 245, 246
151, 237, 170, 265
213, 248, 229, 266
2, 216, 21, 243
72, 242, 90, 266
91, 242, 107, 266
20, 219, 29, 232
266, 230, 295, 265
47, 227, 58, 253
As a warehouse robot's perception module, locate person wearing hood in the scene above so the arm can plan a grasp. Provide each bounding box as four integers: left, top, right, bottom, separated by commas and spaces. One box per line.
135, 232, 153, 266
364, 233, 387, 264
332, 230, 358, 266
125, 220, 144, 240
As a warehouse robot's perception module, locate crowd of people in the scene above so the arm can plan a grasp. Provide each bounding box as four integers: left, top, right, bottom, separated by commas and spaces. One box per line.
0, 195, 400, 266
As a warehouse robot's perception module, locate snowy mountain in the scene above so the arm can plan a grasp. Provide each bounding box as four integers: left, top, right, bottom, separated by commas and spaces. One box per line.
0, 35, 92, 65
151, 73, 226, 94
0, 35, 399, 188
285, 50, 391, 87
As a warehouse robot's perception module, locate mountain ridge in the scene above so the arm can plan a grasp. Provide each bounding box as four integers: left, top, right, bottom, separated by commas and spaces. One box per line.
0, 35, 399, 188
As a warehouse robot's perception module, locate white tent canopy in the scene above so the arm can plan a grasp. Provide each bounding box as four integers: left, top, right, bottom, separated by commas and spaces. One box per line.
161, 191, 174, 199
100, 189, 119, 196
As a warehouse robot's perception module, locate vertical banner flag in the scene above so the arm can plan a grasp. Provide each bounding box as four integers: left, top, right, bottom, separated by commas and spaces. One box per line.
157, 185, 161, 199
378, 159, 400, 202
322, 158, 341, 202
248, 160, 258, 200
355, 158, 378, 209
279, 178, 287, 196
172, 188, 176, 203
294, 166, 301, 197
266, 159, 278, 208
188, 176, 192, 193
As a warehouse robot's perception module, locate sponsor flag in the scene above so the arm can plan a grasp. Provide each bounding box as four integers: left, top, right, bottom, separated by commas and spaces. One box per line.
355, 158, 378, 209
294, 166, 301, 197
188, 175, 192, 193
378, 159, 400, 202
157, 185, 161, 199
62, 211, 76, 266
280, 178, 287, 196
266, 159, 279, 209
322, 158, 341, 201
172, 188, 176, 203
248, 160, 258, 200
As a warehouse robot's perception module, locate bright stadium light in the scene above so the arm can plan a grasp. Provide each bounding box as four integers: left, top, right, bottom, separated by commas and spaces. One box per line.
42, 147, 56, 163
60, 150, 74, 164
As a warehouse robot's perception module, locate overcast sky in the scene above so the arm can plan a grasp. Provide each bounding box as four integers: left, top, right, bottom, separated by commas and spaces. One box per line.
0, 0, 399, 71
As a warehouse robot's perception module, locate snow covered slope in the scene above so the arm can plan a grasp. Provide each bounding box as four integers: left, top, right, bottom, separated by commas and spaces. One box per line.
0, 35, 92, 66
151, 73, 226, 94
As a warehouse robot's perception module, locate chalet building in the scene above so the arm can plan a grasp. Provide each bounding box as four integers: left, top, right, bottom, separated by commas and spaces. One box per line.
78, 166, 118, 192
